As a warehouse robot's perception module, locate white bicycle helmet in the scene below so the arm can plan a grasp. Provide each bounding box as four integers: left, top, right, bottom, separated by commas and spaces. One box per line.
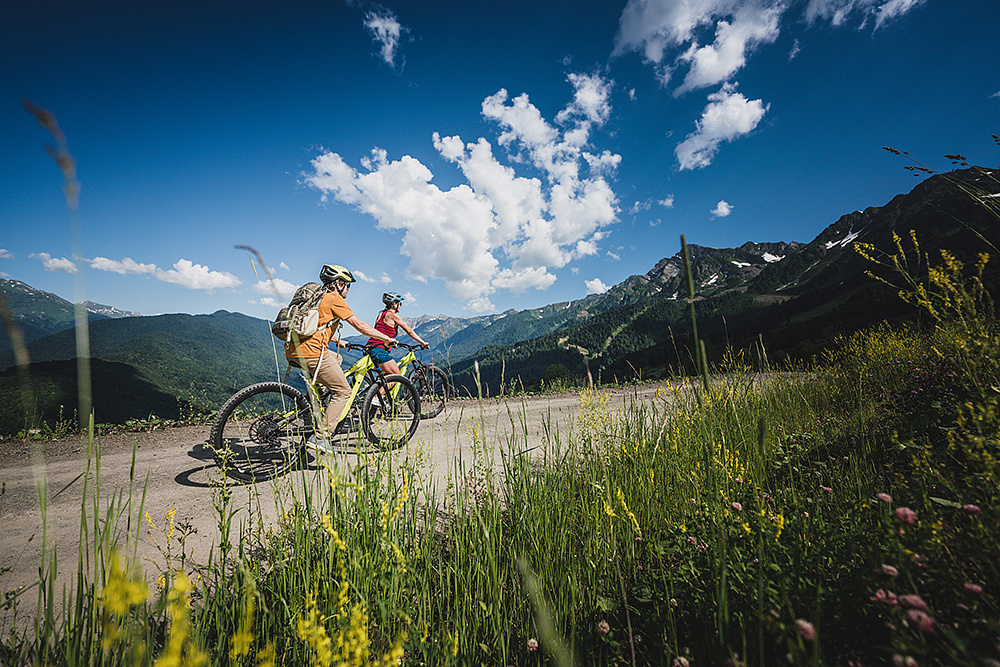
382, 291, 404, 307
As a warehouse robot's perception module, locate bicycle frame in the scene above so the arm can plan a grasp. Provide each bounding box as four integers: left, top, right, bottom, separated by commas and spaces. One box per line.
338, 351, 378, 422
371, 344, 434, 399
329, 343, 407, 423
395, 347, 418, 377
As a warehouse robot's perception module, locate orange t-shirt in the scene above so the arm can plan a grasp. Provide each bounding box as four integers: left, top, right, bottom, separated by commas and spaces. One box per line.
284, 291, 354, 360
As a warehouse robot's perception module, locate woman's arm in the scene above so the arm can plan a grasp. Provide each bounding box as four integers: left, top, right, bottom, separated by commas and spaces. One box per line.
387, 311, 429, 348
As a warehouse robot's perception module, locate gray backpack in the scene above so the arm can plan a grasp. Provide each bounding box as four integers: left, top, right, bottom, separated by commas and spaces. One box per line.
271, 282, 328, 342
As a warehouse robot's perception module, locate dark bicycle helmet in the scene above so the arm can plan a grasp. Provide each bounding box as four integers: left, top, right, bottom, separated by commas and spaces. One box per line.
382, 291, 404, 307
320, 264, 355, 285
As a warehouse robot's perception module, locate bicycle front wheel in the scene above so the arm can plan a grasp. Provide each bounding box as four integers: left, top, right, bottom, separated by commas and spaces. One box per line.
414, 365, 450, 419
209, 382, 310, 483
361, 374, 420, 449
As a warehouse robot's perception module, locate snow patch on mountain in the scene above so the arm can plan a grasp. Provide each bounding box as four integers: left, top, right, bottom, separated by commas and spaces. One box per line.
824, 228, 864, 250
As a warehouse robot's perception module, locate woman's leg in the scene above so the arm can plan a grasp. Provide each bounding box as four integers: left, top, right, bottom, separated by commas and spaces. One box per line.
378, 359, 402, 400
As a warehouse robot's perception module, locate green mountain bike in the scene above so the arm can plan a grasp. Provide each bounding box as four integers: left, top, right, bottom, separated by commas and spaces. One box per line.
208, 343, 420, 483
393, 342, 451, 419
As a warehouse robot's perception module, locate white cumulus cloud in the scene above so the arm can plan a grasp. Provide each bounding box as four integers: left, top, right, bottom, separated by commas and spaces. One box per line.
805, 0, 929, 29
585, 278, 610, 294
354, 270, 394, 284
305, 73, 620, 313
0, 249, 13, 259
31, 252, 78, 274
615, 0, 926, 91
674, 4, 784, 95
614, 0, 788, 94
89, 255, 241, 293
155, 259, 241, 292
364, 10, 405, 67
557, 72, 613, 126
788, 38, 802, 60
253, 277, 298, 306
711, 200, 734, 217
89, 256, 157, 275
252, 278, 296, 308
675, 83, 768, 170
613, 0, 926, 164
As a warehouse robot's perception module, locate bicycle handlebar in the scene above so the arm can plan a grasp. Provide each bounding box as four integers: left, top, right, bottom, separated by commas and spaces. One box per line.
341, 341, 427, 353
341, 342, 379, 352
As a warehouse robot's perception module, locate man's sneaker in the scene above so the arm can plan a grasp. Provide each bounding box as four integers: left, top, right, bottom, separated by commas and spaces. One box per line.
371, 395, 384, 408
306, 435, 335, 454
334, 418, 358, 435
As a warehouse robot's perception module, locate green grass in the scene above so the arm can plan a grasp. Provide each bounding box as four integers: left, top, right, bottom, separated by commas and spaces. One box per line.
2, 303, 998, 665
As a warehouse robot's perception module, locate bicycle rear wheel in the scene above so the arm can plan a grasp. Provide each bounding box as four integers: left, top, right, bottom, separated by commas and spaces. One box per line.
210, 382, 310, 483
413, 364, 450, 419
361, 374, 420, 449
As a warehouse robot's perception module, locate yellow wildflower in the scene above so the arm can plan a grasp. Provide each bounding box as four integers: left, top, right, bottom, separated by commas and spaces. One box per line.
256, 642, 276, 667
102, 552, 148, 616
617, 488, 641, 538
166, 505, 177, 542
602, 498, 616, 518
322, 514, 348, 552
155, 571, 208, 667
387, 471, 410, 527
772, 514, 785, 541
230, 576, 257, 660
297, 590, 334, 667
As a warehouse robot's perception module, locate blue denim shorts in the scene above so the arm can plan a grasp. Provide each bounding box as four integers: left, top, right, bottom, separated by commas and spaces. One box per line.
368, 346, 394, 365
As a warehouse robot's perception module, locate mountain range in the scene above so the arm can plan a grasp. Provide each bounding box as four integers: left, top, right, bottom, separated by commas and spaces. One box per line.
2, 166, 998, 434
0, 278, 139, 347
441, 166, 999, 392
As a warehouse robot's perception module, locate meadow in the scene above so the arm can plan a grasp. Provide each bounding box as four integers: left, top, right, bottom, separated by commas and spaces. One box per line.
4, 106, 996, 665
2, 230, 997, 667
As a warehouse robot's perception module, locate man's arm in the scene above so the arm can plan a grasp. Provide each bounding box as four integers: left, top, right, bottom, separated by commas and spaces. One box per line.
344, 314, 396, 345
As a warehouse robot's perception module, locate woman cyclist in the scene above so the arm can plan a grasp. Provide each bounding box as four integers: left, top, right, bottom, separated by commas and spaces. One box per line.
367, 292, 430, 376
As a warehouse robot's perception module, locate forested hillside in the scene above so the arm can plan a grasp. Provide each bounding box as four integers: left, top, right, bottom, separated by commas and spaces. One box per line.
0, 311, 284, 435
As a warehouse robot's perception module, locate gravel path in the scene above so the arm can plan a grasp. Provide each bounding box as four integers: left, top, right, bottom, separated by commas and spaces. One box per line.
0, 384, 666, 634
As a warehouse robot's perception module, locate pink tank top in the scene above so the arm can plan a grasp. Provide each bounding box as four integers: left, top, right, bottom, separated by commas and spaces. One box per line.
367, 310, 397, 349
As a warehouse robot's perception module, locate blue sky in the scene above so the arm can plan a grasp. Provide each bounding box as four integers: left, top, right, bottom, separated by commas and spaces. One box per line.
3, 0, 997, 320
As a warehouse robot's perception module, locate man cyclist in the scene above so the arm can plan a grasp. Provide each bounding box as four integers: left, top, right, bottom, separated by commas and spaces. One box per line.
366, 292, 430, 377
285, 264, 396, 450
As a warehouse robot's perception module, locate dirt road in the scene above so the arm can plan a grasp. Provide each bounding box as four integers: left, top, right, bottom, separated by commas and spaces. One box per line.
0, 384, 665, 632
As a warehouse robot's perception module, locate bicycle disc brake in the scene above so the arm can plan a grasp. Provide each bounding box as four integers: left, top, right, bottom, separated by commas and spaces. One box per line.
249, 415, 283, 446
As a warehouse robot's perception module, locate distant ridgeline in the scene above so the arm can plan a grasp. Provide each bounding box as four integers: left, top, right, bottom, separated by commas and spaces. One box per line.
1, 167, 998, 432
0, 307, 285, 436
